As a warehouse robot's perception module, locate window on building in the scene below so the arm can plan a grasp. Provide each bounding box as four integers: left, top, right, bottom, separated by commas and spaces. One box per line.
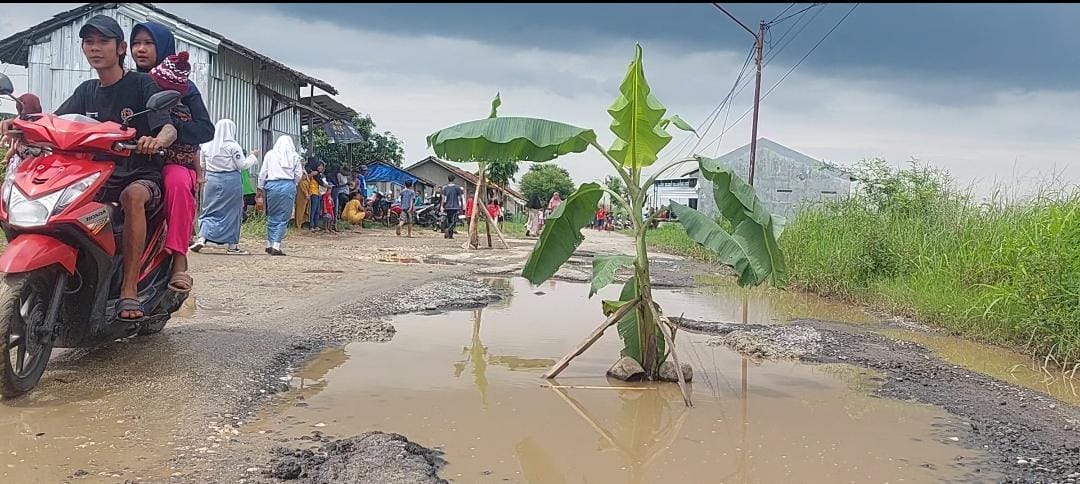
776, 189, 793, 193
821, 190, 838, 195
688, 198, 698, 209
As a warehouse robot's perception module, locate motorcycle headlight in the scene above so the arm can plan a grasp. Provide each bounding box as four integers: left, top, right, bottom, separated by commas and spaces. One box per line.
6, 173, 99, 227
2, 155, 23, 206
53, 173, 99, 216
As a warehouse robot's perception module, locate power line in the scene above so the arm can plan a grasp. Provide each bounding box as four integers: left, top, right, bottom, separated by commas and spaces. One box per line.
770, 3, 797, 23
765, 3, 828, 66
676, 44, 756, 159
699, 3, 859, 154
770, 2, 825, 26
660, 43, 754, 164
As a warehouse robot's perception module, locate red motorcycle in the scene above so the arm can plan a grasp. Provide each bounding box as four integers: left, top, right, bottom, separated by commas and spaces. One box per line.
0, 74, 186, 398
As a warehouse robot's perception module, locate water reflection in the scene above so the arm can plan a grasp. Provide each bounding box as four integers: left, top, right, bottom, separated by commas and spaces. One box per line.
453, 307, 556, 409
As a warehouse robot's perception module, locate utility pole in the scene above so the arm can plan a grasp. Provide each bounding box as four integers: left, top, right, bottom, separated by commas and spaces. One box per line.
748, 20, 765, 186
713, 3, 766, 186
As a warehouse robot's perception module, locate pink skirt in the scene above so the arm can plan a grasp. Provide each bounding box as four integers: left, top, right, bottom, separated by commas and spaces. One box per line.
163, 164, 197, 256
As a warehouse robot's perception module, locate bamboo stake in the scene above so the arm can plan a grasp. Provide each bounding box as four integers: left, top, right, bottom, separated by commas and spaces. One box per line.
480, 196, 511, 249
543, 298, 641, 379
657, 316, 693, 407
540, 384, 657, 391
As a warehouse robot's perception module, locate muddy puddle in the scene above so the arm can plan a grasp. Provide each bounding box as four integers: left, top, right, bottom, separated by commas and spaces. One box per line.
883, 329, 1080, 406
254, 278, 998, 483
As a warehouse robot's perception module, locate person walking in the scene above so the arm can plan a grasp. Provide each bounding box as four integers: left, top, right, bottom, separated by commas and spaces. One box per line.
397, 180, 417, 237
526, 193, 543, 237
440, 175, 465, 239
191, 119, 257, 255
258, 135, 303, 256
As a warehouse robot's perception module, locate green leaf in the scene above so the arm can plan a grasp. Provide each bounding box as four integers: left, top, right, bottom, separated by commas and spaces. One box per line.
589, 254, 636, 298
521, 183, 605, 285
669, 201, 785, 287
613, 276, 665, 368
693, 155, 788, 285
660, 115, 697, 136
427, 117, 597, 163
489, 92, 501, 119
615, 276, 642, 363
607, 44, 672, 169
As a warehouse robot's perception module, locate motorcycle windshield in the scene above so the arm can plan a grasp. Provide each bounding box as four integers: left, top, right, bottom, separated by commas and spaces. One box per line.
57, 114, 100, 124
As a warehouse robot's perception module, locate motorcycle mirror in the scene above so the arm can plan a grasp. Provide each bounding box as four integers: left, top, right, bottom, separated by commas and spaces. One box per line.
147, 90, 182, 112
0, 73, 13, 96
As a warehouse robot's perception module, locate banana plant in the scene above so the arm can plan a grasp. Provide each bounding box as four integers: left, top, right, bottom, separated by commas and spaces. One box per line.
427, 44, 786, 393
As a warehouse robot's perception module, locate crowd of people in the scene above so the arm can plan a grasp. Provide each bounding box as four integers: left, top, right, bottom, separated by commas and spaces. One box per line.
0, 14, 581, 319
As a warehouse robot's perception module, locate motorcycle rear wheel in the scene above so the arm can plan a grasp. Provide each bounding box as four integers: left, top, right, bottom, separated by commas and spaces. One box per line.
0, 272, 55, 398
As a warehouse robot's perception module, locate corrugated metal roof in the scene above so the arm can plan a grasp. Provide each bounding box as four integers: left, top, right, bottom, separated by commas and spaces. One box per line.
405, 156, 527, 202
0, 2, 337, 95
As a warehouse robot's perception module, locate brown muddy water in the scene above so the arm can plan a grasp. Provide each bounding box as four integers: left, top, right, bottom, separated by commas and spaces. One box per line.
253, 278, 998, 483
883, 329, 1080, 407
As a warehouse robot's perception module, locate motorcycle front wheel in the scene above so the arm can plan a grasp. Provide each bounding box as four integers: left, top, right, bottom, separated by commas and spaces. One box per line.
0, 272, 55, 398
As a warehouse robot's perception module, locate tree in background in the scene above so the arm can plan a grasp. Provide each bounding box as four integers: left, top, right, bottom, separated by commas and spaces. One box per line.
304, 114, 405, 169
485, 158, 520, 188
519, 163, 575, 204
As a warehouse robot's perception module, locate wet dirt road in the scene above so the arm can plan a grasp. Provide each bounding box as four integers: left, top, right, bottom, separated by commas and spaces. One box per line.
1, 228, 1078, 483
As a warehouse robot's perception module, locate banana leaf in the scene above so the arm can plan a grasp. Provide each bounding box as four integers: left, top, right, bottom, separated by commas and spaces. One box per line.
589, 254, 636, 298
669, 201, 784, 287
521, 183, 604, 285
427, 117, 596, 163
612, 276, 665, 367
607, 44, 672, 169
693, 155, 787, 286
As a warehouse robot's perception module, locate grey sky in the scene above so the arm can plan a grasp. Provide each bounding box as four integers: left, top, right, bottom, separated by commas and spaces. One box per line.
1, 3, 1076, 195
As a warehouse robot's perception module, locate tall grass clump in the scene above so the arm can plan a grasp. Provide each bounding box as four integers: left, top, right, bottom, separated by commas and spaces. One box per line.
782, 158, 1080, 366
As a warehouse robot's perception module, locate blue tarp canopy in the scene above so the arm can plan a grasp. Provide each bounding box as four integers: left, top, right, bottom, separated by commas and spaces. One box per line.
365, 162, 422, 187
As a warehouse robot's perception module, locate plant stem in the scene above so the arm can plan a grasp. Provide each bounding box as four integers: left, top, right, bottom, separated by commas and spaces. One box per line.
629, 168, 659, 378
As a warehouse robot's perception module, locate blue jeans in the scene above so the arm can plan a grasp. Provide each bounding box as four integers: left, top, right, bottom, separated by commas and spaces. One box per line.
309, 194, 323, 229
264, 180, 296, 244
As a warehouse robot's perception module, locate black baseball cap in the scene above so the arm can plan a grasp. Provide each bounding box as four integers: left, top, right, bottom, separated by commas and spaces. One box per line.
79, 15, 124, 41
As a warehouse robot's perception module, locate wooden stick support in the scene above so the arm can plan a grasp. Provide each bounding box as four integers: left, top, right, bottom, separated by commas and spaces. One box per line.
657, 316, 693, 407
543, 298, 641, 379
540, 384, 656, 391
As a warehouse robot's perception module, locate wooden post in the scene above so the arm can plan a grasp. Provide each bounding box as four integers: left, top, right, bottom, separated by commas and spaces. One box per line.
464, 167, 486, 249
656, 317, 693, 407
543, 298, 640, 379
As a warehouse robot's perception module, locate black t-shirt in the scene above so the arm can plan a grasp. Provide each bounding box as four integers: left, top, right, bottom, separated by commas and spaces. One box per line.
55, 71, 170, 188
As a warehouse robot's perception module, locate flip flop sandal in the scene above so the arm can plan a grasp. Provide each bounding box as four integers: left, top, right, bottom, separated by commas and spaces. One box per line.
226, 248, 250, 255
168, 272, 193, 294
189, 240, 205, 253
117, 297, 146, 322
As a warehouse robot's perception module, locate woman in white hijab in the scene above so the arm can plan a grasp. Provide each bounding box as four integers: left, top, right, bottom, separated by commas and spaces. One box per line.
258, 135, 304, 256
191, 119, 258, 254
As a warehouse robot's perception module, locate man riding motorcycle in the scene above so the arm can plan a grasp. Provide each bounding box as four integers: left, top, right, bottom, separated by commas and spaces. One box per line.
1, 15, 177, 321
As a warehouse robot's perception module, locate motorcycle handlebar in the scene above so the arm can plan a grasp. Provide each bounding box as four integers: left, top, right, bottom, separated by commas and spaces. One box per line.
114, 142, 166, 156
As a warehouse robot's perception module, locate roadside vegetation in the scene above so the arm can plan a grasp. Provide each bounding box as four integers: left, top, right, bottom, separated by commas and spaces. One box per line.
646, 158, 1080, 368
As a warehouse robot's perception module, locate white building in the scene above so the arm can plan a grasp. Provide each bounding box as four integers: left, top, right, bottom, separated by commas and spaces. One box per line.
648, 175, 699, 211
0, 3, 349, 154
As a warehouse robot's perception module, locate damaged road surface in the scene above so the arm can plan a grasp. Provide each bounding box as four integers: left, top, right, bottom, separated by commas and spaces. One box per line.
2, 230, 1079, 483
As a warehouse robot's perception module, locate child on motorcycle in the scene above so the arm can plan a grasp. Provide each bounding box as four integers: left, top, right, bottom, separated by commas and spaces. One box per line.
149, 51, 204, 293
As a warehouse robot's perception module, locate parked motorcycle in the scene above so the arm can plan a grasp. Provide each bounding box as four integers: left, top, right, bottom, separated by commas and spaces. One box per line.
0, 73, 186, 397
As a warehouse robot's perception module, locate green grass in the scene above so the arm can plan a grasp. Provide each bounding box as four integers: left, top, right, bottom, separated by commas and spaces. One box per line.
643, 160, 1080, 367
782, 186, 1080, 366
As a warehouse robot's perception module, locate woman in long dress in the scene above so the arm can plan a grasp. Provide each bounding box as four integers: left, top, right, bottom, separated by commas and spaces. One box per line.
258, 135, 304, 256
191, 119, 258, 254
525, 193, 543, 237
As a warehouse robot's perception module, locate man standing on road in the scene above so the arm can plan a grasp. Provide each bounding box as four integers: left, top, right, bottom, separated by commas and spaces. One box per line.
440, 175, 465, 239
